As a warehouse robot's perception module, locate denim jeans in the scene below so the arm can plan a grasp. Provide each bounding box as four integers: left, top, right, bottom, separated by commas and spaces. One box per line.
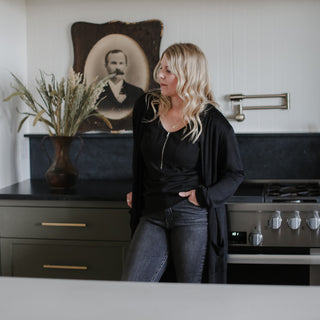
121, 199, 208, 283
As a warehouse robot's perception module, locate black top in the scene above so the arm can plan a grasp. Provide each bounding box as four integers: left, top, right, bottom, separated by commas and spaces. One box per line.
141, 119, 201, 212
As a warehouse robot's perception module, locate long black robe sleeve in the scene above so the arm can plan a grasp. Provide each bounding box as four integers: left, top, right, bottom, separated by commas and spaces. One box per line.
197, 105, 244, 283
196, 107, 244, 208
129, 95, 147, 232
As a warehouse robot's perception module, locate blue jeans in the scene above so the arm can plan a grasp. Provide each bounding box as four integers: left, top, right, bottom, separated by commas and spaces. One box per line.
121, 199, 208, 283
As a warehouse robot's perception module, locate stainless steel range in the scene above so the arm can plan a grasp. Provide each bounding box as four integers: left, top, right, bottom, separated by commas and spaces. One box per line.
227, 181, 320, 286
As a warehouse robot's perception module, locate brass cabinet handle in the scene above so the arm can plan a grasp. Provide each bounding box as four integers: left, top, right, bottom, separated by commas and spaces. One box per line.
41, 222, 87, 227
43, 264, 88, 270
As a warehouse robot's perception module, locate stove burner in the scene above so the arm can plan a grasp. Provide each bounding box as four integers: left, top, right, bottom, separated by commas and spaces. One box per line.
265, 183, 320, 203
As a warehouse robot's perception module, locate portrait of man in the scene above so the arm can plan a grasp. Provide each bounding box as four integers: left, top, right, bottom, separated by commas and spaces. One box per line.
71, 20, 163, 132
98, 49, 144, 127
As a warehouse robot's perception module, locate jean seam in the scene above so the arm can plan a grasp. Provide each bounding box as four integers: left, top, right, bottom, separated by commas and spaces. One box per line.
151, 254, 168, 281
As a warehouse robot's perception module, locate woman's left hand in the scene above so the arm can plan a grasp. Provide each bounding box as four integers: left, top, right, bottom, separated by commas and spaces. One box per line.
178, 189, 200, 206
126, 192, 133, 208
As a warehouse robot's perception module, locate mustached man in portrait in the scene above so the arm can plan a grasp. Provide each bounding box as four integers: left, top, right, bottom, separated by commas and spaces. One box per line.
98, 49, 145, 131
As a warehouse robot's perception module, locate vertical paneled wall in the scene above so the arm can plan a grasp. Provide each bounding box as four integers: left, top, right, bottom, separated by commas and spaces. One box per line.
25, 0, 320, 133
0, 0, 29, 188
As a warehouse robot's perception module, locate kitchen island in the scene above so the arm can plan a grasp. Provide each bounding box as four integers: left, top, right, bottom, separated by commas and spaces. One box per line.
0, 276, 319, 320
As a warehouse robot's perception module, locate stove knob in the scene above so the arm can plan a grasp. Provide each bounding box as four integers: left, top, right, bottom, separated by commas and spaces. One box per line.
269, 210, 282, 229
306, 211, 320, 231
287, 210, 301, 230
249, 232, 263, 246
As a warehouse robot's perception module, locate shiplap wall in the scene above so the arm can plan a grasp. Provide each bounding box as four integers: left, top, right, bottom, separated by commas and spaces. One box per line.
0, 0, 29, 188
25, 0, 320, 133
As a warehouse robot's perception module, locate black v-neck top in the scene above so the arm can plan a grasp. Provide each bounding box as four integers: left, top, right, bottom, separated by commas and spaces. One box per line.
140, 118, 201, 212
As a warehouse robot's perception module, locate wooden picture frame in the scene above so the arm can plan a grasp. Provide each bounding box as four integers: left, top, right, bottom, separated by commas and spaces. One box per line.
71, 20, 163, 132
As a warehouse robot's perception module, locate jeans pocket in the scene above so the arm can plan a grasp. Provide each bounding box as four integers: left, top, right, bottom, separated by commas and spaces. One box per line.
184, 198, 207, 212
185, 198, 200, 207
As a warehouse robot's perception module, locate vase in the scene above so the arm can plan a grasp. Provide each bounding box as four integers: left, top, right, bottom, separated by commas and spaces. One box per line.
43, 136, 81, 190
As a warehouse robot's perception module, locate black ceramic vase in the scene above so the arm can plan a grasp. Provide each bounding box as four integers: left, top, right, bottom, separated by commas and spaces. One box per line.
45, 136, 80, 190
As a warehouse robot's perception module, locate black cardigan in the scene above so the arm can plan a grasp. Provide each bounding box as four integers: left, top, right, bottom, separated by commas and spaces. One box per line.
130, 94, 244, 283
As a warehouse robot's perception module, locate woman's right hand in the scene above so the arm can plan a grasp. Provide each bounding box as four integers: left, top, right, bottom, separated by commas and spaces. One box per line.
126, 192, 133, 208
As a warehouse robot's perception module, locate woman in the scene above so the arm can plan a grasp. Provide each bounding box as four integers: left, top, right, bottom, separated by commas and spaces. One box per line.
122, 43, 244, 283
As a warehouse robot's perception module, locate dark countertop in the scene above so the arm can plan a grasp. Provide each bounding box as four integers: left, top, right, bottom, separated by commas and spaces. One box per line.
0, 179, 132, 202
0, 179, 264, 203
229, 182, 265, 203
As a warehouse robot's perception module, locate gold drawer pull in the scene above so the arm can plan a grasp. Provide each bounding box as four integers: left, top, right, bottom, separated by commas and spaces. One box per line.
41, 222, 87, 228
43, 264, 88, 270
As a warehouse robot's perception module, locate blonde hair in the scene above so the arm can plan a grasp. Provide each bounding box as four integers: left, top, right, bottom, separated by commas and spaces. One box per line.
148, 43, 218, 143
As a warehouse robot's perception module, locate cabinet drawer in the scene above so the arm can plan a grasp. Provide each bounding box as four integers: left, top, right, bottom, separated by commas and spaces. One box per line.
0, 206, 131, 241
1, 238, 129, 280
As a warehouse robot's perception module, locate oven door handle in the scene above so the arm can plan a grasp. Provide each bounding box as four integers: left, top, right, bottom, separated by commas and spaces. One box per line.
228, 254, 320, 265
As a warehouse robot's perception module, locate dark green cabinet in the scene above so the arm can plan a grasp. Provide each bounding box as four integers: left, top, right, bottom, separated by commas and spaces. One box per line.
0, 200, 131, 280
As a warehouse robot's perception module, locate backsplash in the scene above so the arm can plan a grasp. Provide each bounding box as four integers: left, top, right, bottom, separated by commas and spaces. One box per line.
27, 133, 133, 180
237, 133, 320, 180
26, 133, 320, 181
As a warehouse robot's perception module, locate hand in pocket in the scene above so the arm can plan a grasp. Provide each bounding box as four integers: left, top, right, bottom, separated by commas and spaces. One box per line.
178, 189, 199, 206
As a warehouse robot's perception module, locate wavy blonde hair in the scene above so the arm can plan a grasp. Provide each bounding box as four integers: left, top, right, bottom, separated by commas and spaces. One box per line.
147, 43, 218, 143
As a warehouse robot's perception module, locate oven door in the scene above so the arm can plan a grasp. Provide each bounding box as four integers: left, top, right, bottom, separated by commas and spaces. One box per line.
227, 248, 320, 286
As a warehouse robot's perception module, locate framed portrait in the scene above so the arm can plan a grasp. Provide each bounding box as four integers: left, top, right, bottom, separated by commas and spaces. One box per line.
71, 20, 163, 132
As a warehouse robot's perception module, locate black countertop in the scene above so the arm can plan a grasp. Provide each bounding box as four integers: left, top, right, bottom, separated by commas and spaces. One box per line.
0, 179, 132, 202
230, 182, 265, 203
0, 179, 264, 203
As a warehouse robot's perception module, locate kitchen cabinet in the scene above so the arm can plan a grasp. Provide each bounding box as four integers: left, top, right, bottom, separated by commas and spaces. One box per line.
0, 198, 131, 280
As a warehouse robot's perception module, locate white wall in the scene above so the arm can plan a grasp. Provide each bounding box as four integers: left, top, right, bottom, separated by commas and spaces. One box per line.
25, 0, 320, 133
0, 0, 29, 188
1, 0, 320, 186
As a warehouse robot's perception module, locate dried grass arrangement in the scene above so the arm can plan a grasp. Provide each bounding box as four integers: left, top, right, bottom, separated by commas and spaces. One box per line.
4, 68, 113, 136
